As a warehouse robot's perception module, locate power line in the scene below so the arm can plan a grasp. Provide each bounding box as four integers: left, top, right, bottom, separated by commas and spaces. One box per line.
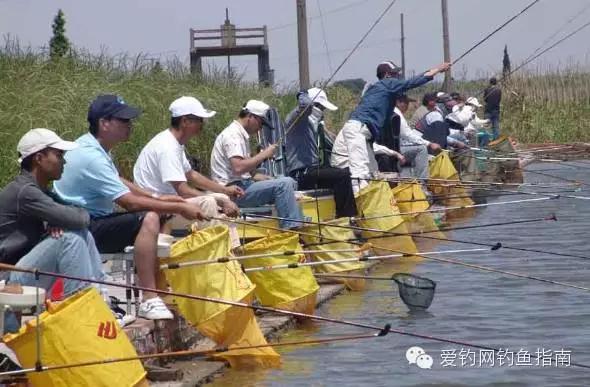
269, 0, 373, 31
316, 0, 333, 74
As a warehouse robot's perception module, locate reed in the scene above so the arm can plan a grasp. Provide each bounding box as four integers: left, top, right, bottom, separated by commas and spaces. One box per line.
1, 39, 588, 187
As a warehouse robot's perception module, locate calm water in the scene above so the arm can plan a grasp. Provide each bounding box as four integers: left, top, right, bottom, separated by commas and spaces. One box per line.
209, 162, 590, 387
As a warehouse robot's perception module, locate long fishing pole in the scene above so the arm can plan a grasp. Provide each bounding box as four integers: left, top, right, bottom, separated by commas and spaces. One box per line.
452, 0, 541, 65
241, 248, 490, 273
0, 262, 386, 332
243, 212, 553, 243
159, 246, 371, 270
472, 185, 590, 201
3, 263, 576, 364
228, 213, 590, 261
0, 331, 389, 377
230, 217, 590, 292
280, 0, 399, 141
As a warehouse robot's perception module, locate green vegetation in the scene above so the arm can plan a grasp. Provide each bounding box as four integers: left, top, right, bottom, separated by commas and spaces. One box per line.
407, 63, 590, 144
1, 40, 589, 187
0, 41, 357, 186
49, 9, 70, 60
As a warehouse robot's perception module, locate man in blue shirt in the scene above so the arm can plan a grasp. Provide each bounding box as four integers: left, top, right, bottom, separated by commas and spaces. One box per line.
284, 88, 357, 217
330, 61, 450, 193
55, 95, 204, 320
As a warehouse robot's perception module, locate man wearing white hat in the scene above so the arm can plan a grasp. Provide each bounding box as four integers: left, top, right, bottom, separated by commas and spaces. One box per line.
0, 129, 104, 300
211, 100, 305, 230
55, 94, 205, 320
284, 88, 357, 217
133, 96, 243, 246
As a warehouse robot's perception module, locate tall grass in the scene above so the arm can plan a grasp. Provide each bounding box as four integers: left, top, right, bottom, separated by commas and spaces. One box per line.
408, 62, 590, 144
1, 39, 588, 187
0, 40, 355, 186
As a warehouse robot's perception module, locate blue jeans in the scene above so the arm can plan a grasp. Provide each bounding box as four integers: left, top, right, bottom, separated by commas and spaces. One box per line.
485, 111, 500, 140
9, 230, 105, 297
232, 177, 305, 229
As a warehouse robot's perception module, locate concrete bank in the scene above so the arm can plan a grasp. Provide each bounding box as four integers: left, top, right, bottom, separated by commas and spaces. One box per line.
122, 281, 349, 386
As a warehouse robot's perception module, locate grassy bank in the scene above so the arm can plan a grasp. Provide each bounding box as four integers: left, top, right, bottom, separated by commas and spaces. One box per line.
1, 43, 589, 187
0, 44, 357, 186
409, 63, 590, 144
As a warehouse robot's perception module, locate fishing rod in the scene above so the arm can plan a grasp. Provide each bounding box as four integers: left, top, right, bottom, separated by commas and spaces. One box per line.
240, 248, 490, 273
0, 331, 389, 377
279, 0, 399, 142
243, 212, 553, 243
232, 216, 590, 293
160, 245, 372, 271
361, 196, 556, 219
472, 185, 590, 201
456, 152, 590, 188
3, 262, 572, 364
452, 0, 541, 65
0, 262, 391, 333
363, 175, 578, 189
228, 213, 590, 261
394, 188, 581, 204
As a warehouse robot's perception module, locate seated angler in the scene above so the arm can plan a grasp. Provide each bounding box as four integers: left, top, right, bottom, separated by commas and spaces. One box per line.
284, 87, 357, 218
210, 100, 306, 230
54, 95, 205, 320
133, 96, 243, 247
0, 129, 103, 303
394, 94, 441, 179
415, 92, 468, 152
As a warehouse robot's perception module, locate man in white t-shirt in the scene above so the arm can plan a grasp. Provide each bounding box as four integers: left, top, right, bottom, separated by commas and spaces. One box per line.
210, 100, 305, 230
134, 96, 244, 245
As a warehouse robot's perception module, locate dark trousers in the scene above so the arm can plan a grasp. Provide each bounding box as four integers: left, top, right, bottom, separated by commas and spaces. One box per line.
90, 212, 146, 253
290, 167, 357, 217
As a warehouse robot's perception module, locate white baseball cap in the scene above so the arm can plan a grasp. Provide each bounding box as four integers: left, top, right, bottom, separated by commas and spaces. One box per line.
243, 100, 272, 127
17, 128, 78, 163
307, 87, 338, 111
465, 97, 483, 108
169, 96, 216, 118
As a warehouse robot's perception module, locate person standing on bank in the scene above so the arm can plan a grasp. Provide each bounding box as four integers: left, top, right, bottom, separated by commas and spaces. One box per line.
483, 77, 502, 140
330, 61, 451, 193
284, 87, 357, 217
55, 95, 205, 320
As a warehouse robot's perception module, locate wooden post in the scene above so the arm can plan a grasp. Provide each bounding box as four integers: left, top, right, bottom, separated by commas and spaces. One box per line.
441, 0, 452, 91
400, 13, 405, 79
296, 0, 310, 89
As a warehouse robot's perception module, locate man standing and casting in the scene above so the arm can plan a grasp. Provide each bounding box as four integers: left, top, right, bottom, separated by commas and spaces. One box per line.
330, 60, 450, 193
483, 77, 502, 140
284, 88, 357, 218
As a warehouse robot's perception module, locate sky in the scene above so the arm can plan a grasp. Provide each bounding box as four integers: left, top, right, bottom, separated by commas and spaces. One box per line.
1, 0, 589, 86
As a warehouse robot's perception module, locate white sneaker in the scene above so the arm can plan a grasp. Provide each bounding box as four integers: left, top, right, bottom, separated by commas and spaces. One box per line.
138, 297, 174, 320
114, 312, 136, 328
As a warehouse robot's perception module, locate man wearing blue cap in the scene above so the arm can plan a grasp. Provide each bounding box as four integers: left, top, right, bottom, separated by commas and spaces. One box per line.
55, 95, 204, 320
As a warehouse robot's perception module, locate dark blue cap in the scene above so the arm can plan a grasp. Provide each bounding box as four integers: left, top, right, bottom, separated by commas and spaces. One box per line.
87, 94, 141, 123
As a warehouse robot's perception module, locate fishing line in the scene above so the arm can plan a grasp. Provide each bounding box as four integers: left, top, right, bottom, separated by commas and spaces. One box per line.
228, 213, 590, 261
452, 0, 541, 65
0, 331, 388, 376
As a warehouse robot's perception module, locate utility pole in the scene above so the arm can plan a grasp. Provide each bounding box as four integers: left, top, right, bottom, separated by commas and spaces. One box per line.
296, 0, 310, 89
441, 0, 452, 91
400, 13, 405, 79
